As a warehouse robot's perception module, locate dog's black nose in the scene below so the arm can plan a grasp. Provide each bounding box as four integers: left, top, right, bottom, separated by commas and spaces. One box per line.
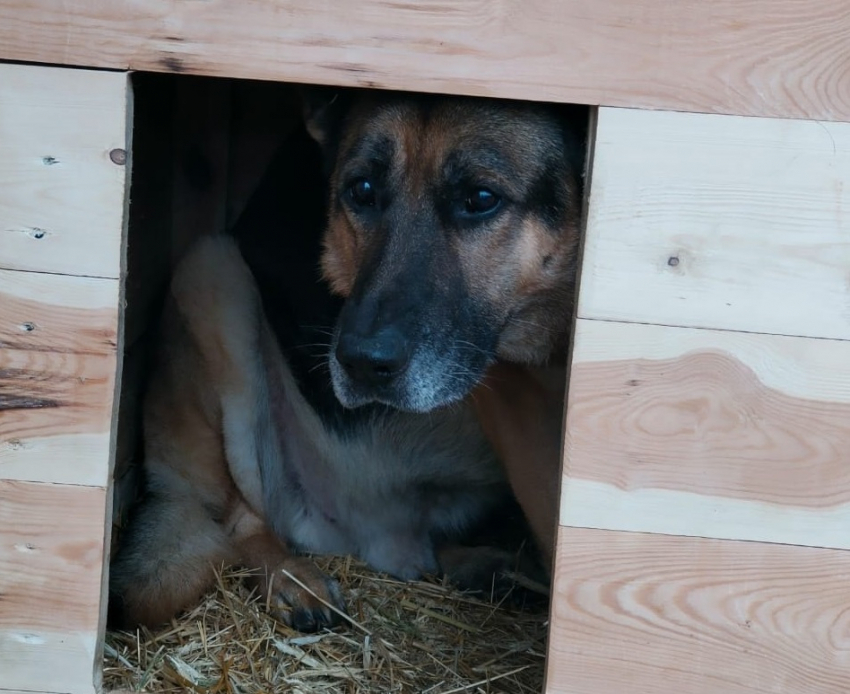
336, 329, 410, 386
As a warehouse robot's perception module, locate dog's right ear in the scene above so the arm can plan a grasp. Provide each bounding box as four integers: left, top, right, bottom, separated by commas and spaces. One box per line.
300, 86, 351, 153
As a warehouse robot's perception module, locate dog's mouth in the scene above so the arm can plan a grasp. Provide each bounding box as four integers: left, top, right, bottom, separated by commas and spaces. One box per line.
327, 332, 492, 413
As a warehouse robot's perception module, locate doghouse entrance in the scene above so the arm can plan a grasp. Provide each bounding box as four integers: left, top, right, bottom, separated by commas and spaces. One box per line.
104, 72, 589, 693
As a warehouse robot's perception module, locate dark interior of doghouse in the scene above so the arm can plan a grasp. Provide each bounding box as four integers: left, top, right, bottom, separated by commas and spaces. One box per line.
107, 71, 588, 693
113, 73, 312, 528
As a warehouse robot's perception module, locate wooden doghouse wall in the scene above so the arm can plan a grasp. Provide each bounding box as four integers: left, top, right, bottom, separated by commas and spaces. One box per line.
1, 0, 849, 123
2, 3, 850, 693
546, 108, 850, 693
0, 64, 130, 694
0, 68, 304, 693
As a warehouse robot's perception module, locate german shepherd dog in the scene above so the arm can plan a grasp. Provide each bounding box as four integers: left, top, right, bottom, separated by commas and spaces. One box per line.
110, 89, 583, 632
109, 122, 525, 634
302, 89, 586, 566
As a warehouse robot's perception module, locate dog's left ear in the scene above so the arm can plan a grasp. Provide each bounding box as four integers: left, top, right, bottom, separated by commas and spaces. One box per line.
299, 86, 351, 153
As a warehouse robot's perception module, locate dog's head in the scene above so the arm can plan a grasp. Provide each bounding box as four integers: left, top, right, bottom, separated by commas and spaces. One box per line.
303, 89, 585, 413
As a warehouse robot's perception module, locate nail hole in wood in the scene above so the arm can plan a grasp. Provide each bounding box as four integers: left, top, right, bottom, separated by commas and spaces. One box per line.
110, 148, 127, 166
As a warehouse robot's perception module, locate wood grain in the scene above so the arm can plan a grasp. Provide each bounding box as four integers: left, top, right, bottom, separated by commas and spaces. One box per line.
546, 526, 850, 694
579, 107, 850, 340
0, 63, 128, 278
561, 318, 850, 549
0, 268, 118, 355
1, 1, 850, 121
0, 480, 106, 694
0, 269, 119, 487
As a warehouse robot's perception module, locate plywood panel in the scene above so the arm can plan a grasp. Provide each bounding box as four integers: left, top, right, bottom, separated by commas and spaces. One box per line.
579, 108, 850, 340
1, 1, 850, 122
0, 480, 106, 694
0, 270, 119, 487
561, 318, 850, 549
545, 527, 850, 694
0, 63, 128, 278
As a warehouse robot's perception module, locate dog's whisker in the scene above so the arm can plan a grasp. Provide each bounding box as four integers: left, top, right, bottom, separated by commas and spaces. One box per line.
452, 339, 493, 359
307, 360, 331, 375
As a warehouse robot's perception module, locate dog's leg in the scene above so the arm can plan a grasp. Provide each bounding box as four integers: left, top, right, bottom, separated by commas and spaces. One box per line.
438, 543, 547, 600
227, 505, 345, 632
109, 491, 235, 629
470, 362, 566, 573
170, 236, 347, 632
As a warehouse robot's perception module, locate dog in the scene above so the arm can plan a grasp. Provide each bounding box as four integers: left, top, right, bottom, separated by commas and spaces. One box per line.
108, 128, 526, 634
302, 88, 586, 566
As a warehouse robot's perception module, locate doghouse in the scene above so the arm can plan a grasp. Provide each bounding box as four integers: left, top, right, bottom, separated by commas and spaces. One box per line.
1, 2, 850, 693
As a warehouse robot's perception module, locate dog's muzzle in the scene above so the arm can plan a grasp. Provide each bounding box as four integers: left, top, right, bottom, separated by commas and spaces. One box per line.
335, 326, 411, 390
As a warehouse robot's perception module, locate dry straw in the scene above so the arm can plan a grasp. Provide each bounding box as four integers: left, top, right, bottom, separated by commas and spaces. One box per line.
104, 555, 549, 693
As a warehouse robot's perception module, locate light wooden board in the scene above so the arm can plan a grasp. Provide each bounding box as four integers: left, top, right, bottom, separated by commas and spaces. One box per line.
545, 526, 850, 694
0, 480, 106, 694
1, 1, 850, 121
0, 63, 128, 278
561, 318, 850, 549
0, 269, 119, 487
579, 107, 850, 340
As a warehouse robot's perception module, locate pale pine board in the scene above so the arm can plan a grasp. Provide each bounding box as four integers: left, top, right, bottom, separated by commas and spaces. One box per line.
0, 481, 106, 694
561, 318, 850, 549
0, 63, 128, 278
0, 269, 119, 487
579, 108, 850, 340
1, 1, 850, 122
546, 526, 850, 694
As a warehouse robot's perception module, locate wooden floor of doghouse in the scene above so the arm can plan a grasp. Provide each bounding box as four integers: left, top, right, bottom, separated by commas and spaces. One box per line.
103, 556, 549, 693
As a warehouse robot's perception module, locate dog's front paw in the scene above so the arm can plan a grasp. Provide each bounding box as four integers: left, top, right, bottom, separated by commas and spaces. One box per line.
438, 544, 548, 603
253, 557, 346, 632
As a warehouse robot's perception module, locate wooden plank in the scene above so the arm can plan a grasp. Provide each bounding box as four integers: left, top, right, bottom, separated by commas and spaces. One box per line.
1, 1, 850, 122
94, 74, 133, 692
0, 480, 106, 694
0, 63, 128, 278
579, 107, 850, 340
0, 268, 119, 355
545, 526, 850, 694
561, 318, 850, 549
0, 269, 119, 487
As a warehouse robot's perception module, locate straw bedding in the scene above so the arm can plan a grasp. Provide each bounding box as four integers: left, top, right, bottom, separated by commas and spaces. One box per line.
103, 556, 549, 693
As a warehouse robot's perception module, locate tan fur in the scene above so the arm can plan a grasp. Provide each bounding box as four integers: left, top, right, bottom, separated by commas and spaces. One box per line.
469, 364, 567, 572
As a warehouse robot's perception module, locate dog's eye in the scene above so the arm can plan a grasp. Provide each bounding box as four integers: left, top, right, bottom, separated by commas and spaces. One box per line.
348, 178, 376, 208
463, 188, 501, 216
